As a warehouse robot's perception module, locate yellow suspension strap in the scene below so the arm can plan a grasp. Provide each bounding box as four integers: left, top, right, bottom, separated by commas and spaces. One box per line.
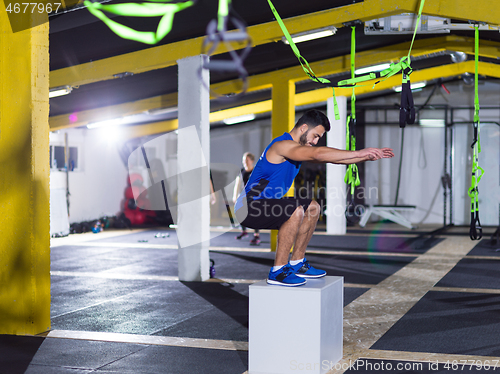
468, 24, 484, 240
344, 26, 360, 199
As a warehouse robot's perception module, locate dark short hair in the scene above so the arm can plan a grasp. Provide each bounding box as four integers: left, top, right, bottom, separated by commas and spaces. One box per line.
294, 109, 331, 132
243, 152, 255, 161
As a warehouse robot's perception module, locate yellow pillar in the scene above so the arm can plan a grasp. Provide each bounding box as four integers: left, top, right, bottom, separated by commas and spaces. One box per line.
270, 80, 295, 252
0, 5, 50, 334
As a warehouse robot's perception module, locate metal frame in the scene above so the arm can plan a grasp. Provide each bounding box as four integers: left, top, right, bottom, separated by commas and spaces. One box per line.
450, 106, 500, 232
359, 104, 452, 229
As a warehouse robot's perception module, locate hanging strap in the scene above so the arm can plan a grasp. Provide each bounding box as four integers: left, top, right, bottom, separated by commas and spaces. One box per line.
468, 24, 484, 240
397, 0, 426, 128
399, 68, 416, 127
84, 0, 194, 45
200, 0, 252, 99
267, 0, 426, 119
345, 27, 360, 196
267, 0, 340, 119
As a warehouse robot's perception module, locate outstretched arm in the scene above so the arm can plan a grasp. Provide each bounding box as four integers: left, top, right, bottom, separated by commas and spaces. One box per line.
329, 147, 395, 164
269, 140, 394, 164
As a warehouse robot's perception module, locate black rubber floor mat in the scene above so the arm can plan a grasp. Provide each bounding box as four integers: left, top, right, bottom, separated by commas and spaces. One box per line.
371, 291, 500, 357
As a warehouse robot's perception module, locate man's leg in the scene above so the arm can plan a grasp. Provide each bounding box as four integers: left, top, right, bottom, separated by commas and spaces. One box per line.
286, 200, 326, 279
290, 200, 320, 261
274, 206, 305, 266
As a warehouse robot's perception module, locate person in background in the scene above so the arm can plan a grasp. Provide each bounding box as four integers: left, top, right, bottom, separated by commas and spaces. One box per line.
233, 152, 261, 245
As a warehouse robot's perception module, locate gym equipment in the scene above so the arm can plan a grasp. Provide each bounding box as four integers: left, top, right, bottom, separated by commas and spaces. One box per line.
200, 0, 252, 99
84, 0, 195, 45
468, 25, 484, 240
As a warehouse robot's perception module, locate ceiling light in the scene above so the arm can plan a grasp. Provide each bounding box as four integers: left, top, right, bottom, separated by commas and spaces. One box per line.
419, 119, 445, 127
223, 114, 256, 125
282, 26, 337, 44
393, 81, 427, 92
49, 85, 72, 98
450, 51, 467, 63
462, 72, 474, 86
87, 117, 125, 129
147, 107, 178, 116
355, 63, 391, 75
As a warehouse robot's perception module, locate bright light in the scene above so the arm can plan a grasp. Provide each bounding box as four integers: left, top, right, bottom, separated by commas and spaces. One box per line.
419, 119, 445, 127
147, 107, 178, 116
282, 27, 337, 44
49, 85, 72, 98
393, 81, 427, 92
86, 117, 125, 129
223, 114, 256, 125
355, 63, 391, 75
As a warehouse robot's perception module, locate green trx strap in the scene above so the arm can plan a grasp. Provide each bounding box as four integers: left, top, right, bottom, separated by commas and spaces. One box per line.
266, 0, 340, 119
345, 26, 360, 196
201, 0, 252, 99
267, 0, 426, 120
84, 0, 194, 45
398, 0, 426, 127
468, 24, 484, 240
217, 0, 229, 32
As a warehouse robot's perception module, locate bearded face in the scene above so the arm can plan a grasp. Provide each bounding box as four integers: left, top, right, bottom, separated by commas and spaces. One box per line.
299, 129, 309, 146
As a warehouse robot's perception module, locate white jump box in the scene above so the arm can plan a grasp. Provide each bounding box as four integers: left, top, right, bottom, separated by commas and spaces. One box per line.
249, 276, 343, 374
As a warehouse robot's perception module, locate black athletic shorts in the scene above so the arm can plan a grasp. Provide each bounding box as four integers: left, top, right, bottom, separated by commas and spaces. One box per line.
236, 197, 312, 230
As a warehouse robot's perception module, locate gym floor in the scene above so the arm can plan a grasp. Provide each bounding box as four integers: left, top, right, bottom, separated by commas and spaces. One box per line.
3, 223, 500, 374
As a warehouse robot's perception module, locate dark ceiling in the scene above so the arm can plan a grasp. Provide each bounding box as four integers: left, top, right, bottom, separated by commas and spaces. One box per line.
47, 0, 500, 125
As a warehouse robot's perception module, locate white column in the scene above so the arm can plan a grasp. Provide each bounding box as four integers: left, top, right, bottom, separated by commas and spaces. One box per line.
176, 55, 210, 281
326, 96, 347, 235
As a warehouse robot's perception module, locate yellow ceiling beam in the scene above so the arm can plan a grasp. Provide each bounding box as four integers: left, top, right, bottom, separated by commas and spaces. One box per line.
48, 0, 408, 89
51, 35, 500, 130
111, 60, 496, 140
217, 61, 496, 122
295, 61, 480, 105
51, 0, 500, 90
215, 35, 500, 95
119, 118, 178, 141
209, 101, 272, 123
211, 61, 491, 124
50, 93, 177, 131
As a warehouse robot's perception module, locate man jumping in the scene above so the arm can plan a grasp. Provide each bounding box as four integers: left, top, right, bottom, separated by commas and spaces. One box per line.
235, 109, 394, 286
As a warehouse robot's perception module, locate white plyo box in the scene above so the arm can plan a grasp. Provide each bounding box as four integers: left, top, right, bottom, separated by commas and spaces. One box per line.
249, 276, 343, 374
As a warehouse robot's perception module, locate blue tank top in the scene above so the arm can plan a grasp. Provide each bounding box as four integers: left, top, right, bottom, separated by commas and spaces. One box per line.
235, 132, 301, 211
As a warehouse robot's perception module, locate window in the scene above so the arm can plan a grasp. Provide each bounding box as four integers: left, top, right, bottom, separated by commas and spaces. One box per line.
51, 145, 79, 171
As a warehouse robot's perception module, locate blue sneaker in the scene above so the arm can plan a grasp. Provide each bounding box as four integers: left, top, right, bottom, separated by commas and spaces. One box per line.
289, 258, 327, 278
267, 264, 307, 286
